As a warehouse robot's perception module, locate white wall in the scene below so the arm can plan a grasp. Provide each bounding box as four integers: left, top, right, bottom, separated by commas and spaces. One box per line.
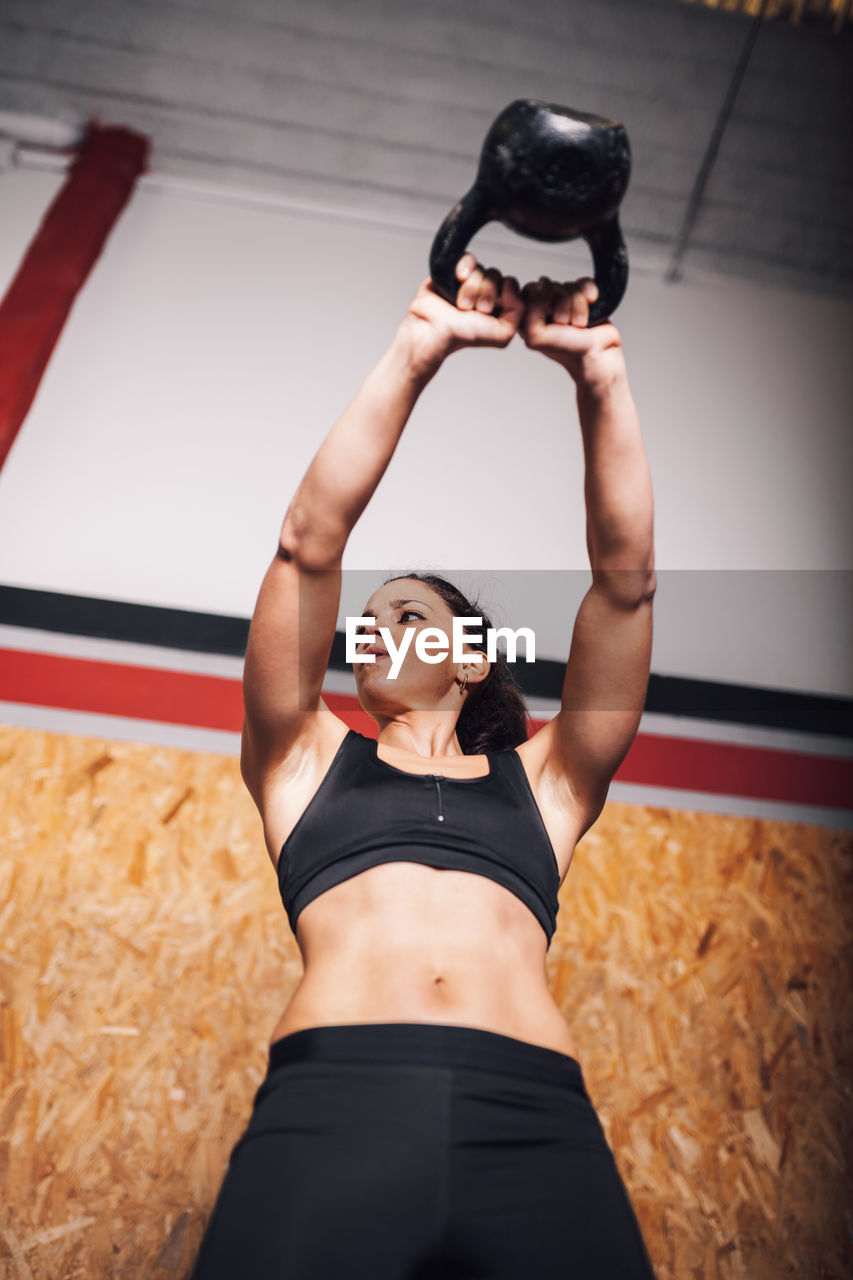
0, 166, 851, 696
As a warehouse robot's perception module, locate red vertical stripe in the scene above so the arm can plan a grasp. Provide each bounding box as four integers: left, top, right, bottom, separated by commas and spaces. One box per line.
0, 122, 150, 471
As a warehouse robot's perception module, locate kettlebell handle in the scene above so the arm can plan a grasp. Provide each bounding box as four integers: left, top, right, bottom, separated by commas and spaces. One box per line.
429, 187, 628, 328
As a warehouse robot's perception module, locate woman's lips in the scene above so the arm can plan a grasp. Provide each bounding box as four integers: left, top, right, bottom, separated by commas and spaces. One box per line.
358, 645, 389, 660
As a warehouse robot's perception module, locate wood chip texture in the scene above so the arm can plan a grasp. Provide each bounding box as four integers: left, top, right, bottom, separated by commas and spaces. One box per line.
0, 726, 850, 1279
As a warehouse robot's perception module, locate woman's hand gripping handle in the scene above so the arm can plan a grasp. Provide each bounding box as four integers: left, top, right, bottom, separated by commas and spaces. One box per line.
398, 253, 526, 382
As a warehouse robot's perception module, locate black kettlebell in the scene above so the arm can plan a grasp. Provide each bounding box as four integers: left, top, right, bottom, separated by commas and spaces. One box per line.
429, 98, 631, 326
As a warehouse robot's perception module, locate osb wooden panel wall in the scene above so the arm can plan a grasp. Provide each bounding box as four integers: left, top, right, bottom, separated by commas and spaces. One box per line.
0, 724, 850, 1279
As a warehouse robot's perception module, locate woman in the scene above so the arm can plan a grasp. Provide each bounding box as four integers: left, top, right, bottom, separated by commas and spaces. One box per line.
189, 254, 658, 1278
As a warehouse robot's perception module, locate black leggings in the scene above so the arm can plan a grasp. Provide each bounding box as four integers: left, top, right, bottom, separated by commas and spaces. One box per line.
189, 1023, 657, 1279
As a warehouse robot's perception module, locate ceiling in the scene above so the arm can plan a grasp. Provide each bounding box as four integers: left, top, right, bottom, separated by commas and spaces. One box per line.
683, 0, 853, 34
0, 0, 851, 300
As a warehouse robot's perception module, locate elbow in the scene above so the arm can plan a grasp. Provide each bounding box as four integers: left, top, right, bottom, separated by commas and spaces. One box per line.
278, 509, 345, 572
631, 565, 657, 606
278, 504, 307, 563
591, 564, 656, 607
277, 529, 298, 564
640, 567, 657, 601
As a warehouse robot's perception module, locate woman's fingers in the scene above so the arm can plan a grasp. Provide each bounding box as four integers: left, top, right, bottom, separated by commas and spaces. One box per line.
551, 277, 599, 326
455, 253, 477, 283
522, 276, 599, 334
499, 275, 524, 325
456, 260, 484, 310
414, 261, 613, 361
435, 260, 524, 349
455, 260, 600, 323
455, 257, 510, 315
433, 260, 604, 348
476, 267, 502, 313
521, 277, 550, 329
455, 255, 496, 311
552, 286, 572, 325
516, 274, 621, 375
571, 278, 598, 325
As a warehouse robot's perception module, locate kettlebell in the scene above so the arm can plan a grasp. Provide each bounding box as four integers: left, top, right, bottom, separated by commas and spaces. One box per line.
429, 98, 631, 326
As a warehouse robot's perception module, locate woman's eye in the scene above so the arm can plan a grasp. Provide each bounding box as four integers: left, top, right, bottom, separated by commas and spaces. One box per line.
353, 610, 423, 639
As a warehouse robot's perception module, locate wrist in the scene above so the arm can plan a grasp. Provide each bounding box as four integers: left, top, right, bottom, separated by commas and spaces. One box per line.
392, 316, 448, 388
571, 348, 629, 400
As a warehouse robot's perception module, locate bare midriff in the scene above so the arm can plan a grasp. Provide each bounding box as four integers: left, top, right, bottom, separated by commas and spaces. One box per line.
269, 861, 580, 1062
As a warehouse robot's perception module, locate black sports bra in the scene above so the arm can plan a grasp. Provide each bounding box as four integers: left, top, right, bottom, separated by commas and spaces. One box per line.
277, 729, 561, 944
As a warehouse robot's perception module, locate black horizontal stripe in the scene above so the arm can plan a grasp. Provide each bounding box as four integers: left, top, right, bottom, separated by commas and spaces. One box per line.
0, 583, 250, 656
1, 584, 850, 739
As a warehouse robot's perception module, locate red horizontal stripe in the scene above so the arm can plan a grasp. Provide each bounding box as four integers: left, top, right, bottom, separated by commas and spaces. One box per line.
0, 647, 243, 731
1, 649, 850, 810
609, 724, 851, 809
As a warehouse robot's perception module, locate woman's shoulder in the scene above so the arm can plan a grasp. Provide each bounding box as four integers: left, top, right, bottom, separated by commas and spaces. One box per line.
244, 706, 358, 817
249, 708, 358, 861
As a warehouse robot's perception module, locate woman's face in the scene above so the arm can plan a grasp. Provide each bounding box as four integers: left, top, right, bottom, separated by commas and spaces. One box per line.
352, 578, 484, 715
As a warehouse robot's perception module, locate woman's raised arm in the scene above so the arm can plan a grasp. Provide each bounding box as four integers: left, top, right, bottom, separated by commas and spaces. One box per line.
241, 258, 525, 791
517, 276, 656, 837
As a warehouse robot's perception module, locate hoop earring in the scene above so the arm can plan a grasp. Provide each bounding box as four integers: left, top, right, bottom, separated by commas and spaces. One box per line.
457, 673, 469, 694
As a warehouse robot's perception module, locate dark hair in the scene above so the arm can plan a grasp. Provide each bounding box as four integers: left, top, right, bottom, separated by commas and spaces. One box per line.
383, 571, 530, 754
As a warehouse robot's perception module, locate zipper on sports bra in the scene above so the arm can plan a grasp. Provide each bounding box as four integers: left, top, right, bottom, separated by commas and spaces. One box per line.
429, 775, 445, 822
